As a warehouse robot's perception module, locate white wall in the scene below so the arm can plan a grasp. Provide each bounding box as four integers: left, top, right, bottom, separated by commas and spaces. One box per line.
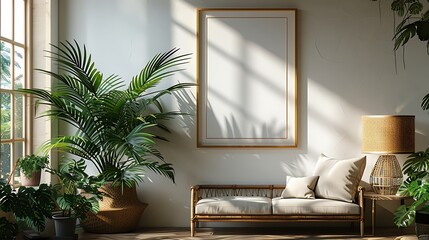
57, 0, 429, 228
32, 0, 59, 184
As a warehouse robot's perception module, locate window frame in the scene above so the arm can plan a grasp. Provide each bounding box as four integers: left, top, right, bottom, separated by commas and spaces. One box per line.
0, 0, 32, 183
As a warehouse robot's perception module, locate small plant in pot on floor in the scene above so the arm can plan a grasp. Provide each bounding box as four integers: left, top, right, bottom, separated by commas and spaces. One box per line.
16, 154, 49, 186
394, 147, 429, 238
47, 159, 103, 238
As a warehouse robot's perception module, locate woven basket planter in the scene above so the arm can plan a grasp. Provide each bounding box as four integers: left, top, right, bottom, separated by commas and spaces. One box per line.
81, 183, 147, 233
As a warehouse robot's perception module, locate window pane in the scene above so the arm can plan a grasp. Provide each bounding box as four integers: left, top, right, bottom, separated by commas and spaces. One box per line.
1, 41, 12, 90
14, 46, 24, 89
14, 94, 23, 138
14, 141, 23, 159
14, 141, 24, 182
1, 92, 12, 139
1, 143, 11, 180
0, 0, 13, 39
14, 0, 25, 44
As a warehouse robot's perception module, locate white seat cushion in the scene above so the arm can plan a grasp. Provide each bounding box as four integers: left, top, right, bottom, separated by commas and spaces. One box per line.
195, 196, 272, 215
272, 197, 360, 215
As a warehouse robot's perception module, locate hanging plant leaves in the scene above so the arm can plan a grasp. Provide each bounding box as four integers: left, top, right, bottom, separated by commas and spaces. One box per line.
409, 2, 424, 14
383, 0, 429, 55
394, 22, 418, 50
391, 0, 406, 16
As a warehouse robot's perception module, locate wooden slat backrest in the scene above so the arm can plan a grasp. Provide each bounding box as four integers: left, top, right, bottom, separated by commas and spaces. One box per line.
191, 185, 362, 203
192, 185, 285, 200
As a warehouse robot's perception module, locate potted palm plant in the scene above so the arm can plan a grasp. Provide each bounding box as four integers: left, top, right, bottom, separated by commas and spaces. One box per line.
17, 40, 193, 233
394, 148, 429, 238
48, 159, 103, 238
16, 154, 49, 186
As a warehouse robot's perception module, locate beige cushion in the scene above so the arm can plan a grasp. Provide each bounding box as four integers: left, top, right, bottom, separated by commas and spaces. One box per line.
313, 154, 366, 202
281, 176, 319, 199
272, 197, 360, 215
195, 196, 272, 215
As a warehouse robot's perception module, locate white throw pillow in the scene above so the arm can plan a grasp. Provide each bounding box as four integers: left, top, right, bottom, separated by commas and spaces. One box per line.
313, 154, 366, 202
281, 176, 319, 199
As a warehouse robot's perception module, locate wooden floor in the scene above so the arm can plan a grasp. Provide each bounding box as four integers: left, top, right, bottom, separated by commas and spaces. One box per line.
78, 227, 417, 240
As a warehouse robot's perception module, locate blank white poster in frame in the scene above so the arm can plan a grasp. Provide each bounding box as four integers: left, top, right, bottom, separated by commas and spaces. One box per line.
197, 9, 297, 148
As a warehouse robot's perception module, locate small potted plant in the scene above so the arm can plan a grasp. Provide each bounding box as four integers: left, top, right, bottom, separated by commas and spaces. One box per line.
16, 154, 49, 186
47, 159, 103, 238
394, 147, 429, 238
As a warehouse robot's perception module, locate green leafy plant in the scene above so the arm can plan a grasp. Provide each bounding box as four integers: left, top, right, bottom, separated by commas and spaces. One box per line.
372, 0, 429, 53
17, 41, 192, 187
16, 154, 49, 178
394, 147, 429, 227
47, 159, 103, 219
0, 217, 18, 240
0, 180, 56, 239
390, 0, 429, 53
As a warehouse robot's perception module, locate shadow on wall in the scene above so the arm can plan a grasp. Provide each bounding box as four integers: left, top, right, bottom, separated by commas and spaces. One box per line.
280, 155, 314, 177
174, 83, 196, 140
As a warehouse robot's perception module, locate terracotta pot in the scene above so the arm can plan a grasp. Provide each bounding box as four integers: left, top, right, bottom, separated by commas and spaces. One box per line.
81, 183, 147, 233
20, 171, 41, 186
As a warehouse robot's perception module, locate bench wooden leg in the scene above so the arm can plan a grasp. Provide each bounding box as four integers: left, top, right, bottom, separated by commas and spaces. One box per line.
191, 220, 196, 237
360, 219, 364, 237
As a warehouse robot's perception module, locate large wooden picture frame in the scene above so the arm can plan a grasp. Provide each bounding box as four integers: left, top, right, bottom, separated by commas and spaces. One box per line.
197, 9, 297, 148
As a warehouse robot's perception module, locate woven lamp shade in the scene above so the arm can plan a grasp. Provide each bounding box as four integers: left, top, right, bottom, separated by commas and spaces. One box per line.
362, 115, 415, 154
362, 115, 415, 195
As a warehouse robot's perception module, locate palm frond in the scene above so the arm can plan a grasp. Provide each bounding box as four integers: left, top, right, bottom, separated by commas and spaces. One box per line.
145, 162, 175, 183
146, 82, 196, 101
128, 48, 191, 95
37, 137, 101, 170
47, 42, 99, 94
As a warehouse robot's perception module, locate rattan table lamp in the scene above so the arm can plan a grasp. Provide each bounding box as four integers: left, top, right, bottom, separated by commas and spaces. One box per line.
362, 115, 415, 195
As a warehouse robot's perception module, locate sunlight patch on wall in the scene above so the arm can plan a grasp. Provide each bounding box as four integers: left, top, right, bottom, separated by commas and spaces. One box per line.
171, 0, 196, 59
307, 77, 362, 156
204, 17, 287, 140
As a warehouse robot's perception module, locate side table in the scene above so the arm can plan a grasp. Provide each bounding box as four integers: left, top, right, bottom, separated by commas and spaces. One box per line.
364, 192, 412, 236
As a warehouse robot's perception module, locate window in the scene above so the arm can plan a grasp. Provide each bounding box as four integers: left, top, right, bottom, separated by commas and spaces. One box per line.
0, 0, 30, 182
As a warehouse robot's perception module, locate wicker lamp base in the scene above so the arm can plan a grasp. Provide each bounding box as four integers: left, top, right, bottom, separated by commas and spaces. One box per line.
370, 155, 403, 195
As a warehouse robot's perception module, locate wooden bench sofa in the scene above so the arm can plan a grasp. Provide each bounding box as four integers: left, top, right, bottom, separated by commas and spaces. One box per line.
190, 184, 365, 237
